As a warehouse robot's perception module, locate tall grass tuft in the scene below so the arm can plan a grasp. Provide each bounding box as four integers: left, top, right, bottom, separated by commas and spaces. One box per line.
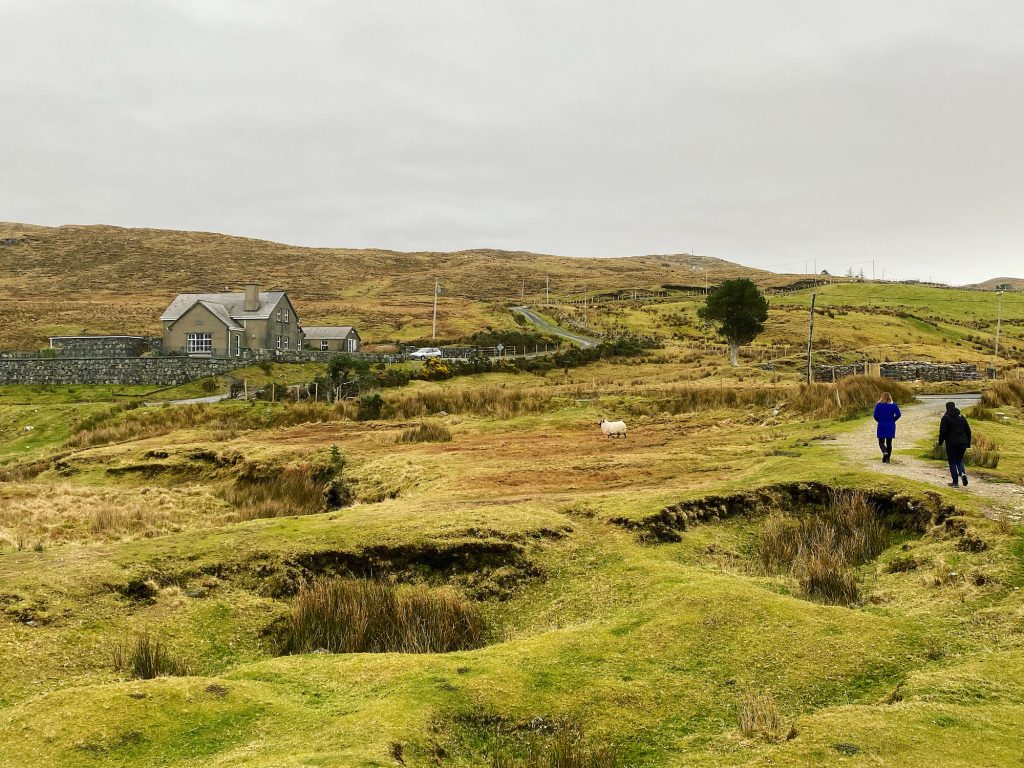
980, 380, 1024, 408
737, 689, 787, 741
384, 386, 555, 420
397, 420, 453, 443
281, 578, 486, 655
929, 432, 1000, 469
224, 461, 329, 520
756, 491, 888, 605
489, 725, 619, 768
628, 376, 913, 420
112, 632, 189, 679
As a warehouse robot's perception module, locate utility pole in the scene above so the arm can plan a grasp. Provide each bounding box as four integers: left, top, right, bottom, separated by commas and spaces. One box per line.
521, 277, 525, 301
704, 275, 709, 295
872, 260, 876, 281
994, 290, 1004, 373
545, 276, 550, 305
431, 277, 440, 340
806, 293, 817, 385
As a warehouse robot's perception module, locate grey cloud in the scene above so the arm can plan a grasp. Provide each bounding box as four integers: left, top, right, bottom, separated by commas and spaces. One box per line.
2, 0, 1022, 283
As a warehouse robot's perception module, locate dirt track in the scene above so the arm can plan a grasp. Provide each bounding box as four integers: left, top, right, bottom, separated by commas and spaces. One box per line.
832, 393, 1024, 521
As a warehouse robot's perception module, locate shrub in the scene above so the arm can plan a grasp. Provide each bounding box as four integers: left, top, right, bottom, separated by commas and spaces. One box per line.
281, 578, 486, 655
737, 689, 787, 741
112, 632, 189, 679
355, 393, 384, 421
421, 358, 453, 380
398, 420, 453, 443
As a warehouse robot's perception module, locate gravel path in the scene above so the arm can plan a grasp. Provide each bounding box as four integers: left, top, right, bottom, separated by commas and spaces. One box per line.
832, 393, 1024, 520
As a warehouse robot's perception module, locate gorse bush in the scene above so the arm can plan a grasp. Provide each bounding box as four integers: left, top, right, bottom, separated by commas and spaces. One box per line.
756, 491, 889, 605
281, 578, 486, 655
397, 420, 453, 443
112, 632, 189, 679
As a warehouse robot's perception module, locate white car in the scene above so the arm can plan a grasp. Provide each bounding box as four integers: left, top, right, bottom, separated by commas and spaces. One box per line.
409, 347, 443, 359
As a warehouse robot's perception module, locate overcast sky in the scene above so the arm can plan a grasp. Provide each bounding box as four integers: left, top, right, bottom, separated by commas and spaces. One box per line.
2, 1, 1022, 284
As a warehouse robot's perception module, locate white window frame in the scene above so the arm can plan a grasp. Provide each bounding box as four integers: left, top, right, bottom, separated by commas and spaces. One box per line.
346, 338, 356, 352
284, 309, 289, 323
320, 340, 329, 351
276, 309, 282, 322
276, 336, 282, 350
234, 335, 241, 357
283, 337, 289, 351
186, 333, 212, 354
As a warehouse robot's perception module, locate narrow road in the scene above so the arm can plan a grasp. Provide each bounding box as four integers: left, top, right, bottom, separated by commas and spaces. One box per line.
833, 394, 1023, 520
511, 306, 600, 349
143, 393, 232, 406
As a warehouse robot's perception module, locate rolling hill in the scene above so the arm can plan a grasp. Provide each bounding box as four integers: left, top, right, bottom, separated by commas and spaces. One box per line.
1, 222, 804, 349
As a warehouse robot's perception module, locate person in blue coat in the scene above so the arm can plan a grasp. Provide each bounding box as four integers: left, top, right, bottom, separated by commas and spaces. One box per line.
873, 392, 901, 463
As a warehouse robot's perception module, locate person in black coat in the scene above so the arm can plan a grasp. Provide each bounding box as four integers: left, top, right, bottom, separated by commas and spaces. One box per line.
938, 401, 972, 487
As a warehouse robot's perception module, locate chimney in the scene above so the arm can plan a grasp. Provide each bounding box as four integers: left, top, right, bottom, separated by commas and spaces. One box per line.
243, 283, 259, 312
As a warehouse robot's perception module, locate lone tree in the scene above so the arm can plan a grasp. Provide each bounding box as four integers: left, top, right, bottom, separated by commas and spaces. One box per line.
697, 278, 769, 367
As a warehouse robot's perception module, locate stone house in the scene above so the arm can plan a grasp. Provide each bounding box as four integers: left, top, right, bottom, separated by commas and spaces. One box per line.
302, 326, 361, 353
160, 284, 302, 356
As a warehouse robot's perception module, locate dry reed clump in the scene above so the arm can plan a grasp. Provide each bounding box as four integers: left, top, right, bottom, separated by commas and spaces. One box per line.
980, 380, 1024, 408
65, 401, 356, 450
384, 386, 556, 420
489, 726, 619, 768
112, 632, 189, 679
756, 491, 889, 605
628, 376, 913, 419
396, 420, 453, 443
223, 462, 330, 521
280, 578, 486, 655
0, 483, 222, 545
928, 432, 1000, 469
737, 689, 788, 741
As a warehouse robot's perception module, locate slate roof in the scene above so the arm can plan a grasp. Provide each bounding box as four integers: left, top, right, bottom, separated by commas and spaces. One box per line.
302, 326, 359, 339
160, 291, 286, 325
196, 300, 245, 331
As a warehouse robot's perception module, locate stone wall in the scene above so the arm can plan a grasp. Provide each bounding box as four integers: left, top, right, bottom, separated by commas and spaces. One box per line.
0, 357, 247, 386
48, 336, 159, 358
880, 361, 980, 382
814, 361, 980, 383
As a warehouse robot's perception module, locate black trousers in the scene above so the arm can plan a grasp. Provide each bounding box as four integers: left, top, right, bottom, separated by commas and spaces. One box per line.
878, 437, 892, 456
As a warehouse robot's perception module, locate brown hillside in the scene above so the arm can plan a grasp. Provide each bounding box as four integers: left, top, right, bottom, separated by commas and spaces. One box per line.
0, 222, 797, 348
968, 277, 1024, 291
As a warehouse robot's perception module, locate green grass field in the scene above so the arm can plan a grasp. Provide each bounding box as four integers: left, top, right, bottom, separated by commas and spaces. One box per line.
2, 240, 1024, 767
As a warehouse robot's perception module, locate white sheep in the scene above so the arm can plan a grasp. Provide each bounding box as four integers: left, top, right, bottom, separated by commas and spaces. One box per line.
599, 419, 627, 438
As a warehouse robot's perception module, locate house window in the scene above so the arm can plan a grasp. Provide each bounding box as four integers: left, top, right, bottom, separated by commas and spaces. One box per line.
234, 335, 241, 357
320, 340, 329, 352
186, 333, 212, 354
283, 337, 289, 351
284, 309, 289, 323
276, 309, 282, 322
